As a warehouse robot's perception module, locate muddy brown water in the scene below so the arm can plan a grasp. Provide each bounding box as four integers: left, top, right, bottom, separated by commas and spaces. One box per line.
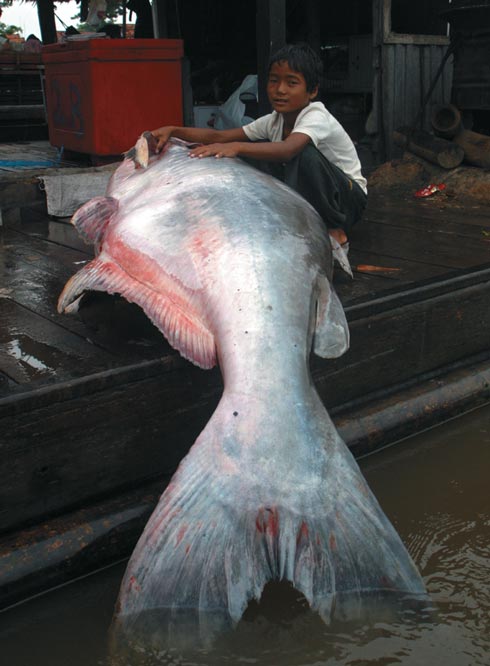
1, 404, 489, 666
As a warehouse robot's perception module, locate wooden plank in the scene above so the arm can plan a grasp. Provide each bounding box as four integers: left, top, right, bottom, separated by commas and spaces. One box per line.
427, 45, 443, 128
0, 370, 18, 397
349, 250, 452, 282
0, 105, 45, 120
363, 209, 490, 241
384, 35, 449, 46
0, 363, 221, 533
4, 213, 92, 254
406, 44, 421, 127
0, 249, 170, 364
335, 270, 399, 305
1, 226, 91, 279
372, 0, 385, 157
0, 245, 87, 334
349, 220, 490, 269
0, 478, 165, 610
345, 265, 490, 320
313, 276, 490, 408
365, 196, 490, 233
0, 357, 182, 418
337, 354, 490, 457
0, 298, 117, 387
382, 45, 396, 157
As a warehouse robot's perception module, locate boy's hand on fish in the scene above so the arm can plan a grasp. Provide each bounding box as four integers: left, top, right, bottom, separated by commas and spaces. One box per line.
189, 143, 239, 159
151, 126, 174, 153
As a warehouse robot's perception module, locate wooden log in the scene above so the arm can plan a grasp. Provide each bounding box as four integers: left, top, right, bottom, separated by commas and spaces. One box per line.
431, 103, 462, 139
431, 103, 490, 168
393, 126, 464, 169
453, 129, 490, 169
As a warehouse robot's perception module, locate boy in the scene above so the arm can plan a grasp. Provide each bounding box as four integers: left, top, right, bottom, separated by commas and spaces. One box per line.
151, 43, 367, 250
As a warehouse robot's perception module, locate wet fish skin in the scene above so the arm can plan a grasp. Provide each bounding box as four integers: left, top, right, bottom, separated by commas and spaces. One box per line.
58, 139, 426, 644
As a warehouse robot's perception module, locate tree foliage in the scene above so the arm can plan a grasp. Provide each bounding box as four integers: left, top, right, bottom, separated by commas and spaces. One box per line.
0, 1, 126, 35
0, 21, 22, 37
0, 1, 22, 36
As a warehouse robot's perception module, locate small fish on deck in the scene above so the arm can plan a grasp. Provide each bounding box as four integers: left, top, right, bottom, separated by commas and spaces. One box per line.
58, 137, 426, 649
356, 264, 402, 274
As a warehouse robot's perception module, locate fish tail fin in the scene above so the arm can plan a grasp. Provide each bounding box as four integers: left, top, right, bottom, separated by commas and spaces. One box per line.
115, 395, 425, 645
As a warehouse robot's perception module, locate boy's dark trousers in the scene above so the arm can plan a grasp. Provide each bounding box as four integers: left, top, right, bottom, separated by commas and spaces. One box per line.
243, 143, 367, 234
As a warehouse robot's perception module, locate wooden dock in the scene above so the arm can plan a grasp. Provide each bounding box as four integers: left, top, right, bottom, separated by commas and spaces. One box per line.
1, 157, 489, 608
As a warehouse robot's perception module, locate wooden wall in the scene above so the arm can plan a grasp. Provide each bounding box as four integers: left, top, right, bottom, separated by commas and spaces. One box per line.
373, 0, 453, 160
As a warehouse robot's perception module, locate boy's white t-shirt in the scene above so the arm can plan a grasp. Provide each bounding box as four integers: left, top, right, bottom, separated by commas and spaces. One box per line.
242, 101, 367, 194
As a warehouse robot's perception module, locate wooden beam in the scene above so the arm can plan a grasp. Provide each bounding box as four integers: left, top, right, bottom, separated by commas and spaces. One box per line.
382, 0, 449, 45
256, 0, 286, 116
36, 0, 57, 44
372, 0, 387, 160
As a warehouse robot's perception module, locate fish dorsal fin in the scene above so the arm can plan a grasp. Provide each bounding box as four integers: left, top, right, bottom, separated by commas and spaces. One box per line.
71, 196, 118, 247
313, 275, 349, 358
58, 255, 216, 369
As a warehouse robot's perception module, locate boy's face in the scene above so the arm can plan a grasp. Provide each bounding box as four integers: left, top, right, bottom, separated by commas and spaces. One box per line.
267, 61, 318, 118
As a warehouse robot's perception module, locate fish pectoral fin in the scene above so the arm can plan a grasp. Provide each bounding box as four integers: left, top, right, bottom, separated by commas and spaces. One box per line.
313, 275, 350, 358
123, 131, 158, 169
71, 196, 118, 246
58, 255, 217, 369
58, 255, 125, 314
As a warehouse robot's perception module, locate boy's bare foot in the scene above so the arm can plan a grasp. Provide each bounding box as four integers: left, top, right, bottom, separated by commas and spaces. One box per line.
329, 232, 352, 277
328, 228, 348, 246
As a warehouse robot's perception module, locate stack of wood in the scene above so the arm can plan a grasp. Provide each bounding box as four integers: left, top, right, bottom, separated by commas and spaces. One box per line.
393, 104, 490, 170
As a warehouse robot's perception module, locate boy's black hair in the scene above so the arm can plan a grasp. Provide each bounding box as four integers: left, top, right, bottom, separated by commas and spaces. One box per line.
269, 43, 323, 93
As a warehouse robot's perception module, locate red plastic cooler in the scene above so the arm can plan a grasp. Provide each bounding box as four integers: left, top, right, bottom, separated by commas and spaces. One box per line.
42, 38, 184, 155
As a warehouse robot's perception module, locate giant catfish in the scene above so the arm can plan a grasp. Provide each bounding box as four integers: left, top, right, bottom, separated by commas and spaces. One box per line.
58, 138, 425, 643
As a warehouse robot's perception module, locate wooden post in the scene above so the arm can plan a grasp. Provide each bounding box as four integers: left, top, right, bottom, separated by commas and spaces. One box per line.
305, 0, 321, 54
152, 0, 169, 38
37, 0, 58, 44
256, 0, 286, 116
122, 0, 127, 38
431, 103, 462, 139
372, 0, 387, 161
431, 104, 490, 168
